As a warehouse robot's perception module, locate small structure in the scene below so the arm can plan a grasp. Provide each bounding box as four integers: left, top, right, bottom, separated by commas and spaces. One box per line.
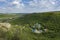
32, 29, 43, 33
31, 23, 48, 33
31, 23, 42, 33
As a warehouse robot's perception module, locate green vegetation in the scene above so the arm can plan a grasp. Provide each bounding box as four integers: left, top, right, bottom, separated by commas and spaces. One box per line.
0, 12, 60, 40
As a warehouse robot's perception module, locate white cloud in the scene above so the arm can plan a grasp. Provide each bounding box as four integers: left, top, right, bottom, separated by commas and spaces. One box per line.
29, 0, 39, 6
12, 0, 24, 8
12, 1, 19, 5
26, 0, 57, 13
51, 2, 55, 4
49, 0, 56, 5
0, 0, 60, 13
29, 0, 56, 8
29, 1, 35, 6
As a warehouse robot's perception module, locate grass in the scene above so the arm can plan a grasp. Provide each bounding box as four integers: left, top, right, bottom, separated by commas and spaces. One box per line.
0, 11, 60, 40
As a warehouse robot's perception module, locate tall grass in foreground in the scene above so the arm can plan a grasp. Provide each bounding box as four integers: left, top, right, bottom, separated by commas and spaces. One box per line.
0, 24, 60, 40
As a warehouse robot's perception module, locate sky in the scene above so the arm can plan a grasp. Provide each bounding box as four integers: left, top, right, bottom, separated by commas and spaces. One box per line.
0, 0, 60, 13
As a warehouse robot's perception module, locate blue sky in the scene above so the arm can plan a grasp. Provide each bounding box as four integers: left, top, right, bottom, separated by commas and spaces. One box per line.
0, 0, 60, 13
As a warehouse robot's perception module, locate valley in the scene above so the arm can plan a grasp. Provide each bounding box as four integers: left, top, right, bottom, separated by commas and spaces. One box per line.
0, 12, 60, 40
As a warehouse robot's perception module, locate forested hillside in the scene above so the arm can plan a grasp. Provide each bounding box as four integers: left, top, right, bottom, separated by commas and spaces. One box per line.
0, 12, 60, 40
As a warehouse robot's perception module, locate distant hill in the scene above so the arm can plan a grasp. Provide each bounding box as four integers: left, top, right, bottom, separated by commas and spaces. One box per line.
0, 13, 25, 23
10, 11, 60, 25
0, 13, 25, 18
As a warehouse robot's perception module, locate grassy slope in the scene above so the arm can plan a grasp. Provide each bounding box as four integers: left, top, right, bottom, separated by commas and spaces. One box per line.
9, 12, 60, 40
0, 12, 60, 40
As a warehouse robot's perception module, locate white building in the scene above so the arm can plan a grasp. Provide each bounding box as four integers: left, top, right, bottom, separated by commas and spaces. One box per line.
32, 23, 48, 33
32, 29, 43, 33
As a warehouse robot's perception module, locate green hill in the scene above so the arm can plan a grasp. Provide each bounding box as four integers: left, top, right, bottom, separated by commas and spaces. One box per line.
10, 12, 60, 25
0, 12, 60, 40
9, 12, 60, 40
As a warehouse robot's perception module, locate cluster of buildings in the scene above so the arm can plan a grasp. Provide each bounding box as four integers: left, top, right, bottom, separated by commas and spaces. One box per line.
30, 23, 48, 33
